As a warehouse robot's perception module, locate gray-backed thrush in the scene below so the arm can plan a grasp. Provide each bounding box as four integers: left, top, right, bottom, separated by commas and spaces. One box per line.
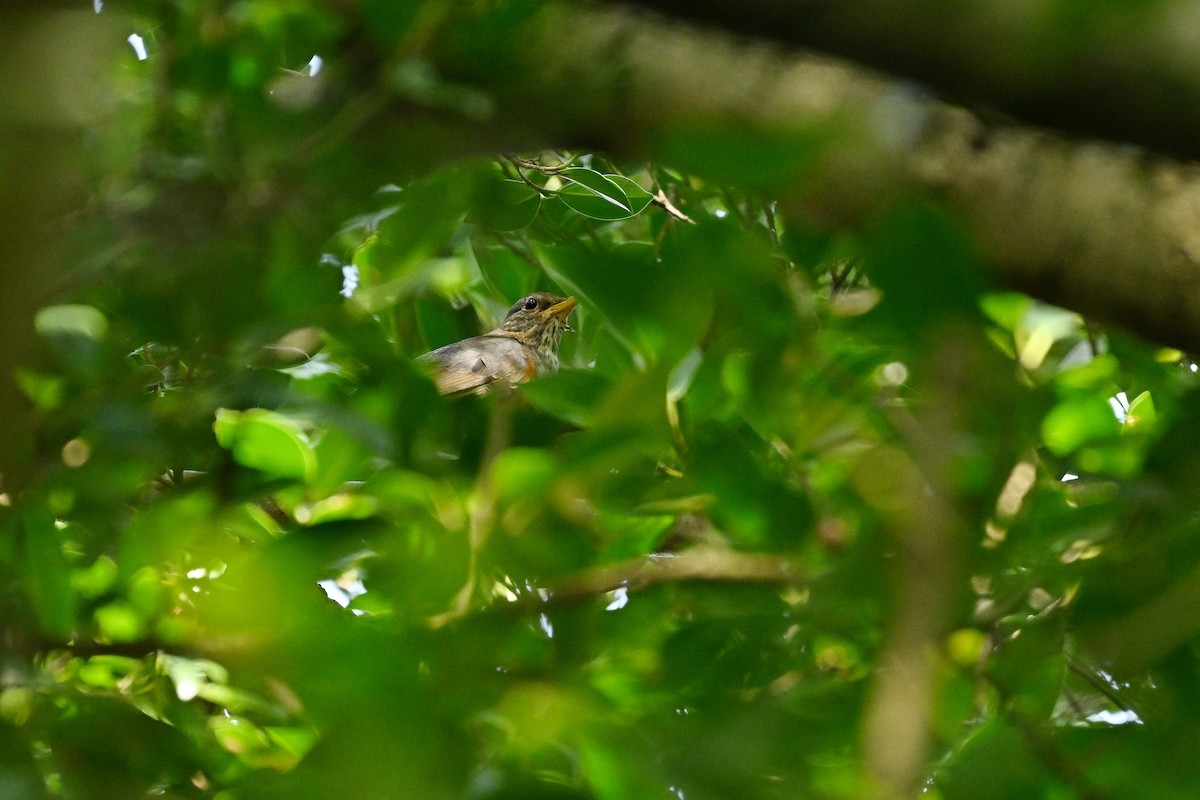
418, 292, 578, 395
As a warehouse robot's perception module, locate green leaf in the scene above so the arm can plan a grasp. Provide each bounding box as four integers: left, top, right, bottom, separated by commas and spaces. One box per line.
1041, 394, 1121, 456
344, 165, 481, 314
34, 304, 108, 340
0, 686, 35, 727
13, 368, 65, 410
981, 292, 1034, 332
1055, 353, 1119, 390
556, 167, 634, 220
491, 448, 560, 501
933, 719, 1058, 800
475, 243, 542, 302
1123, 390, 1156, 431
70, 555, 118, 598
265, 726, 320, 763
311, 426, 373, 496
604, 174, 654, 214
160, 654, 230, 702
988, 617, 1065, 719
94, 601, 144, 642
520, 369, 612, 427
538, 239, 713, 364
668, 347, 703, 403
21, 510, 75, 637
213, 408, 317, 482
468, 177, 542, 231
295, 493, 379, 526
862, 202, 985, 337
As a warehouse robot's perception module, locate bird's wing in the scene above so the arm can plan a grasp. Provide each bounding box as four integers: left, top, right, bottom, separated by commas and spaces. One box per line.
418, 336, 531, 395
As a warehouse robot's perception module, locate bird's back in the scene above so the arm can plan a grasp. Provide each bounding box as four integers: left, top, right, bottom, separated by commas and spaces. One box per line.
419, 333, 555, 395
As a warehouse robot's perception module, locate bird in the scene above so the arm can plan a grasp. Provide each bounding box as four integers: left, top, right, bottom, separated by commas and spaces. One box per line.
417, 292, 578, 395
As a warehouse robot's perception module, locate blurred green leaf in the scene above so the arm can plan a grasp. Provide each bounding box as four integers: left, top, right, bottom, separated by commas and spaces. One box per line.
94, 600, 144, 642
981, 292, 1034, 332
1055, 352, 1119, 390
13, 367, 65, 410
475, 243, 542, 302
214, 408, 317, 482
933, 719, 1061, 800
34, 305, 108, 341
491, 447, 560, 501
989, 617, 1065, 720
520, 368, 613, 427
1041, 393, 1121, 456
70, 555, 118, 598
468, 176, 542, 231
1124, 389, 1156, 431
21, 510, 74, 637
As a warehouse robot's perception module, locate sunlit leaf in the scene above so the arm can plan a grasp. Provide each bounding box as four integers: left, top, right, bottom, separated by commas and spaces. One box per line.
1041, 394, 1122, 456
160, 654, 229, 702
34, 304, 108, 341
214, 408, 317, 482
1055, 352, 1119, 390
1123, 390, 1156, 430
265, 726, 320, 763
94, 601, 144, 642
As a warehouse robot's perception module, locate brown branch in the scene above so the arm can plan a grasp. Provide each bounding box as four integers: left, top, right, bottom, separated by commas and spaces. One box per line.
543, 544, 801, 602
859, 336, 976, 798
651, 188, 693, 224
424, 544, 801, 629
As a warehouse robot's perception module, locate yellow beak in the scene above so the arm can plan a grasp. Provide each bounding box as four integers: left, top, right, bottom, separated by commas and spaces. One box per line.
545, 297, 578, 318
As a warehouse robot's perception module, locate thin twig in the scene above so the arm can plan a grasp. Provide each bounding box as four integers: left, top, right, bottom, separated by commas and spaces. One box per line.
426, 544, 802, 628
652, 189, 693, 224
505, 157, 556, 197
504, 153, 578, 174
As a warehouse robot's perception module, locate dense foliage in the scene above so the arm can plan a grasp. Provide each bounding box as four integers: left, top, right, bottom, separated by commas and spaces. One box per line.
4, 2, 1200, 799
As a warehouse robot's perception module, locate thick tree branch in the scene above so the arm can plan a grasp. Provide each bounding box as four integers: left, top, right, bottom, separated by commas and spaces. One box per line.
423, 3, 1200, 351
620, 0, 1200, 163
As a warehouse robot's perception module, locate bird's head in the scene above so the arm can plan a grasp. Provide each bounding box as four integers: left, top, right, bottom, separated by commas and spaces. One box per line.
497, 292, 578, 352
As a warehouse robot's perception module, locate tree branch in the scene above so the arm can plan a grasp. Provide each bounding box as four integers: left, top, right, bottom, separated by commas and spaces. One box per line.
619, 0, 1200, 163
543, 544, 801, 602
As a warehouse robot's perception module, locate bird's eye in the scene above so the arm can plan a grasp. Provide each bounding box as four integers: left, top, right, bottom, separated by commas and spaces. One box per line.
523, 297, 539, 310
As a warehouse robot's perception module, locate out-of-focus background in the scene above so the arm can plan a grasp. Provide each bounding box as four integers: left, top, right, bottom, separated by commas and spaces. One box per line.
4, 3, 1200, 799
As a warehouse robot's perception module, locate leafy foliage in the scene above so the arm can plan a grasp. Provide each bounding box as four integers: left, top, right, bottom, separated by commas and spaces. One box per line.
3, 2, 1200, 800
